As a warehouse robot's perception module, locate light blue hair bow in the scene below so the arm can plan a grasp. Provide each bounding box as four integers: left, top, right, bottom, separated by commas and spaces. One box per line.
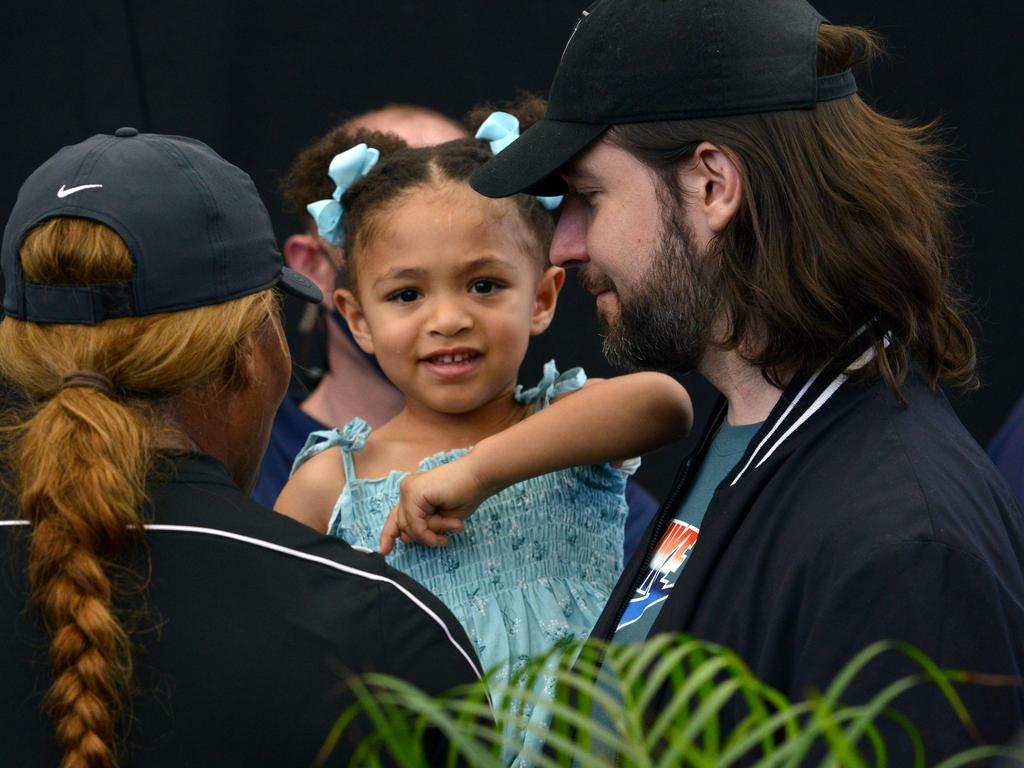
306, 143, 380, 245
475, 112, 563, 211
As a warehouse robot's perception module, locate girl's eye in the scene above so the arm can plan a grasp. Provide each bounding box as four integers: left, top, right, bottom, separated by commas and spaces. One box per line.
469, 280, 501, 295
388, 288, 421, 304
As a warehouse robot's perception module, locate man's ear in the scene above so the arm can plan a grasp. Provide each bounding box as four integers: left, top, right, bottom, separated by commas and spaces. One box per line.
680, 141, 743, 235
283, 233, 340, 305
335, 288, 375, 354
530, 266, 566, 336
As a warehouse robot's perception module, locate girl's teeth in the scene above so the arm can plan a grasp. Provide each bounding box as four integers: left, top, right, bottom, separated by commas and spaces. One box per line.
434, 353, 473, 363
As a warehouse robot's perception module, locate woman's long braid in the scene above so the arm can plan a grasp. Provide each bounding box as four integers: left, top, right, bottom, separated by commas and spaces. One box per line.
20, 386, 148, 768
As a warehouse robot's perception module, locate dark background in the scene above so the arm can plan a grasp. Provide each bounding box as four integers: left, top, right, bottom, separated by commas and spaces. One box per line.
3, 0, 1022, 499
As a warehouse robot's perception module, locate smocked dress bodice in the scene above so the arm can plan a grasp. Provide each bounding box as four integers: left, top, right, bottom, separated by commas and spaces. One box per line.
291, 361, 629, 680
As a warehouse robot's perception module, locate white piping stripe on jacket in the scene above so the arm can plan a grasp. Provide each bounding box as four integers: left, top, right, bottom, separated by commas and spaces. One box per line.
730, 365, 823, 487
752, 371, 848, 470
731, 341, 882, 487
752, 343, 882, 470
144, 524, 483, 681
1, 518, 482, 682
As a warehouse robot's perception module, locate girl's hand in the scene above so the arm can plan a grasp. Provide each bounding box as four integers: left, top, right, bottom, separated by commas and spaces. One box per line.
379, 456, 492, 554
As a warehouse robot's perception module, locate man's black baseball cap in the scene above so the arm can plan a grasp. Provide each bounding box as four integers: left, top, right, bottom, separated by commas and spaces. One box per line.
2, 128, 321, 324
470, 0, 858, 198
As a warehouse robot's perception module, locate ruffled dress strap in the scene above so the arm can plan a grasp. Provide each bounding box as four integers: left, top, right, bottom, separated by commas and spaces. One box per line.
514, 359, 586, 412
289, 417, 371, 485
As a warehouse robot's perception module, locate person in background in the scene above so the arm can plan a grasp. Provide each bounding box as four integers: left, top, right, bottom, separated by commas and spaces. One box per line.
989, 395, 1024, 505
252, 104, 467, 506
0, 129, 480, 767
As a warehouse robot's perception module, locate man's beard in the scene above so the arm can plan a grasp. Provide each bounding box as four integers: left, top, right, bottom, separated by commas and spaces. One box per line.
585, 208, 720, 373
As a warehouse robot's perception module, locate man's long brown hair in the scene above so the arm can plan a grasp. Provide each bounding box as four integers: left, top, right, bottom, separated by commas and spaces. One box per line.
610, 25, 977, 401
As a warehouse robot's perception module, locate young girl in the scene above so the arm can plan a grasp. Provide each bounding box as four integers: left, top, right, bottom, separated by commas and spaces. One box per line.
275, 109, 692, 693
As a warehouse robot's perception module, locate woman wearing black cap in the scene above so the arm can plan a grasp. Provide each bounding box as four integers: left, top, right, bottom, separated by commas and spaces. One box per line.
0, 131, 480, 768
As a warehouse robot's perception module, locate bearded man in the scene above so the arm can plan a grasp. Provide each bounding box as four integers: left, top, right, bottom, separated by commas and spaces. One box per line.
471, 0, 1024, 760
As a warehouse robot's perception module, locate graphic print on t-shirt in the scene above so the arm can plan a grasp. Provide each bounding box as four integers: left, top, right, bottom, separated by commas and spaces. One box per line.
617, 520, 699, 629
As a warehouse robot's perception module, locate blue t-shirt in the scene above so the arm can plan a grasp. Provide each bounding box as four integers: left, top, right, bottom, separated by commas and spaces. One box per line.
613, 420, 762, 643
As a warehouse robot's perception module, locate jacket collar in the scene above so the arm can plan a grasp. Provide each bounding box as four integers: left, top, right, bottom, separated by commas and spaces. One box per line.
640, 326, 890, 640
724, 325, 888, 488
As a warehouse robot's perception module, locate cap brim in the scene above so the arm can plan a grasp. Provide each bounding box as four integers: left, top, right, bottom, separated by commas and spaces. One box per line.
470, 119, 608, 198
278, 266, 323, 304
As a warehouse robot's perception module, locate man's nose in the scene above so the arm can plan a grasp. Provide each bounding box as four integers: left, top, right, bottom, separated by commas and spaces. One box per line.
550, 197, 589, 268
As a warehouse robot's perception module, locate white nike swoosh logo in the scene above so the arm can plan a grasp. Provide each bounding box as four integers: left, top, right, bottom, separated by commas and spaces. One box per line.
57, 183, 103, 198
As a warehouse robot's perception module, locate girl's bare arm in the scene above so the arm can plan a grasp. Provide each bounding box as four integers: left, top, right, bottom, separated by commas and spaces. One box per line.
274, 448, 346, 533
380, 373, 692, 552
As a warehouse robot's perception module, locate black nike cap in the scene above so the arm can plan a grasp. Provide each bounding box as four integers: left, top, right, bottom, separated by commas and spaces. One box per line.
470, 0, 858, 198
2, 127, 321, 324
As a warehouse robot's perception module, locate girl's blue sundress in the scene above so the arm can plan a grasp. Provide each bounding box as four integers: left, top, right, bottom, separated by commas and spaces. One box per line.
292, 360, 631, 680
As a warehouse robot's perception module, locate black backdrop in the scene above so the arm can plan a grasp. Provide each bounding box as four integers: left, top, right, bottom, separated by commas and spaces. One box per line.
4, 1, 1023, 498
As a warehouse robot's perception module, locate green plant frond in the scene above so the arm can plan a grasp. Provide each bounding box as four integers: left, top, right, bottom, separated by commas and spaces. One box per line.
453, 680, 641, 765
499, 699, 622, 751
653, 678, 745, 768
643, 655, 744, 745
647, 642, 768, 715
886, 644, 973, 717
512, 724, 644, 768
716, 701, 814, 767
315, 698, 374, 768
614, 636, 703, 687
815, 673, 928, 767
347, 675, 499, 767
860, 719, 887, 768
759, 699, 918, 768
560, 669, 639, 712
333, 633, 1019, 767
624, 639, 706, 702
473, 695, 650, 768
878, 708, 925, 768
654, 730, 717, 768
568, 648, 608, 681
807, 694, 872, 768
720, 682, 797, 758
818, 640, 972, 732
931, 745, 1024, 768
817, 641, 900, 703
340, 682, 426, 768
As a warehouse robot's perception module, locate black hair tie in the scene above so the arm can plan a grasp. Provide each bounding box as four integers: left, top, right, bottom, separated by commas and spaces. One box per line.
59, 372, 115, 396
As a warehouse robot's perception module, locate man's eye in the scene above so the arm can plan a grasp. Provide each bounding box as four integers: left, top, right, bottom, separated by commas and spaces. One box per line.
470, 280, 501, 294
389, 289, 421, 303
578, 190, 599, 206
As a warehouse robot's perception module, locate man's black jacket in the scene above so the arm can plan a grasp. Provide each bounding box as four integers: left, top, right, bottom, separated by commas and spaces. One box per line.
591, 341, 1024, 760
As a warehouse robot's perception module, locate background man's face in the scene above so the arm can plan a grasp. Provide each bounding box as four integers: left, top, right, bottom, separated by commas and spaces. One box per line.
551, 139, 719, 372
